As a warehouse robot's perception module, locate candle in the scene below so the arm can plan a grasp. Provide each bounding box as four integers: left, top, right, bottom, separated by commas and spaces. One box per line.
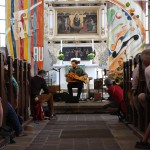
101, 9, 105, 29
60, 40, 62, 52
92, 39, 94, 51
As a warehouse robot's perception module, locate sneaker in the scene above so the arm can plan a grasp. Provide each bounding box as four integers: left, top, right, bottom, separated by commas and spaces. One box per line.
135, 141, 150, 149
16, 132, 27, 137
49, 114, 57, 120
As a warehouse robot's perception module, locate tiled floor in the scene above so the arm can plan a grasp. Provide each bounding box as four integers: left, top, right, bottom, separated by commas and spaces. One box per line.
4, 114, 145, 150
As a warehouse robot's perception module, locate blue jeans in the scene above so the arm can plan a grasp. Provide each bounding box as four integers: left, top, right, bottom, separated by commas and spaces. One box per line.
7, 102, 22, 135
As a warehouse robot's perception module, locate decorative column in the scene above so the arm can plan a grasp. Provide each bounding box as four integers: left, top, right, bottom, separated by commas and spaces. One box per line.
100, 5, 107, 39
48, 7, 54, 37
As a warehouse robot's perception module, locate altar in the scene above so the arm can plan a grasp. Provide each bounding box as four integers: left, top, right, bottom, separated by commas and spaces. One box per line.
52, 61, 101, 90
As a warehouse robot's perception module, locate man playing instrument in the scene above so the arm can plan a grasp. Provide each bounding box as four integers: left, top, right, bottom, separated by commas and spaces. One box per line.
66, 60, 88, 99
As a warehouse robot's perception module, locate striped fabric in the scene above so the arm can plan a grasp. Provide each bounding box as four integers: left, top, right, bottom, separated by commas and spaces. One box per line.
6, 0, 44, 75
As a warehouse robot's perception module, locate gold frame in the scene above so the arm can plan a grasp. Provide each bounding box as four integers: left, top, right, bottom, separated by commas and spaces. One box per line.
55, 7, 99, 36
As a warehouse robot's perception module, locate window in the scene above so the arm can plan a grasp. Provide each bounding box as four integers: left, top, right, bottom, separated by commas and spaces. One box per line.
0, 0, 5, 47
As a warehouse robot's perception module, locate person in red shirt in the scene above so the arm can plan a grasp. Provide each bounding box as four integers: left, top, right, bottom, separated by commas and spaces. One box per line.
104, 78, 126, 120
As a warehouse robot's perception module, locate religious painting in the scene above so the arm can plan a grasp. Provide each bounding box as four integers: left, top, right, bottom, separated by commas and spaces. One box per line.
62, 47, 93, 61
56, 8, 99, 35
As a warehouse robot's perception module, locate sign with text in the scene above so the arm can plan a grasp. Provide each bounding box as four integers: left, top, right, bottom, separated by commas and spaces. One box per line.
33, 47, 44, 61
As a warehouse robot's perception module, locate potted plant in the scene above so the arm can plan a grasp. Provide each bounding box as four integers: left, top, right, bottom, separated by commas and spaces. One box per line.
87, 53, 95, 64
57, 53, 65, 64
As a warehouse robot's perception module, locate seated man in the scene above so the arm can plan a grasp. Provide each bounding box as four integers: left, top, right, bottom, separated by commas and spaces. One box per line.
104, 78, 126, 120
31, 70, 56, 119
129, 53, 141, 110
66, 60, 88, 99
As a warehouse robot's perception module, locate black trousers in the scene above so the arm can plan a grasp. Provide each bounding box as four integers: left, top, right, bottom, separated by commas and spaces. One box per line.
67, 82, 83, 99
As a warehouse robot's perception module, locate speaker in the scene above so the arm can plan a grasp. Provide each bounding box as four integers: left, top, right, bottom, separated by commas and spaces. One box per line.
94, 78, 103, 89
53, 92, 70, 102
65, 96, 79, 103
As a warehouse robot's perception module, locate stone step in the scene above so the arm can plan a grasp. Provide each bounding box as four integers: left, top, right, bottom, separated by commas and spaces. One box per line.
54, 100, 116, 114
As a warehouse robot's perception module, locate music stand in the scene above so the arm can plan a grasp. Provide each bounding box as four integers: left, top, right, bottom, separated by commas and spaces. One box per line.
94, 78, 104, 101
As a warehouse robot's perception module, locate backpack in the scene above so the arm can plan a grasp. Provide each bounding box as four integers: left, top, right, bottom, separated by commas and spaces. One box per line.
34, 103, 44, 120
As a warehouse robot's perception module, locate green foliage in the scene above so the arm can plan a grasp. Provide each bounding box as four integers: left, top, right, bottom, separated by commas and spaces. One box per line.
57, 53, 65, 60
87, 53, 95, 60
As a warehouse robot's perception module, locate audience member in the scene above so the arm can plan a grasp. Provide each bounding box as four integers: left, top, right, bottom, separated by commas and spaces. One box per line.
135, 50, 150, 149
130, 53, 141, 110
104, 78, 126, 121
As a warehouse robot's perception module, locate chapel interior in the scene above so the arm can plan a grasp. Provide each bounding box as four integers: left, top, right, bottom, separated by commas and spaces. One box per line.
0, 0, 150, 150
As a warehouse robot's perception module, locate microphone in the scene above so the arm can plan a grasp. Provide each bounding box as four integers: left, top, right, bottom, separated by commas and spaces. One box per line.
52, 68, 58, 71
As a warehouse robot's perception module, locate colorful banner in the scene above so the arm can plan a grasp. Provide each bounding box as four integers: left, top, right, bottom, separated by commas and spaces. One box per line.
107, 1, 146, 71
6, 0, 44, 75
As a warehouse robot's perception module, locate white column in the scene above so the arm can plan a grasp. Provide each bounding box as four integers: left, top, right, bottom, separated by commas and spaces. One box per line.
100, 5, 107, 39
49, 9, 53, 37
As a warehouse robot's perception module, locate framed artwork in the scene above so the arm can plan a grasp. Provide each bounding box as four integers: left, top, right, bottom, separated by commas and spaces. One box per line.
55, 8, 99, 35
62, 47, 93, 61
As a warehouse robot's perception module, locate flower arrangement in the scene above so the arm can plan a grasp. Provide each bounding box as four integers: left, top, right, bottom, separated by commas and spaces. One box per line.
57, 53, 65, 60
87, 53, 95, 60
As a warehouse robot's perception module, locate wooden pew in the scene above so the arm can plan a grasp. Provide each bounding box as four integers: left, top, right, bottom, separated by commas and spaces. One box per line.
7, 56, 15, 106
132, 58, 138, 127
123, 61, 127, 118
19, 60, 25, 119
0, 53, 7, 126
124, 60, 132, 122
137, 55, 146, 131
13, 59, 20, 114
23, 61, 30, 121
128, 59, 133, 123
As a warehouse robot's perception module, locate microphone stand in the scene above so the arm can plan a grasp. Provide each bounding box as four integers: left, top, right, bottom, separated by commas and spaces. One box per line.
57, 68, 61, 93
52, 68, 61, 93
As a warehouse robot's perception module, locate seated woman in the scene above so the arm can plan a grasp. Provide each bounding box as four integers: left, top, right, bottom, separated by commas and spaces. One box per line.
135, 49, 150, 149
104, 78, 126, 121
